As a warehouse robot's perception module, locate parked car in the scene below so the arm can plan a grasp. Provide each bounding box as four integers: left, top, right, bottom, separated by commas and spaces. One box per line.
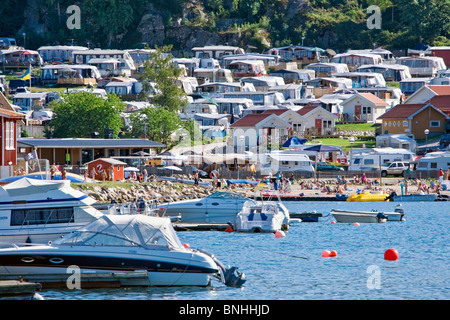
440, 134, 450, 148
381, 161, 410, 177
185, 165, 208, 178
316, 162, 344, 171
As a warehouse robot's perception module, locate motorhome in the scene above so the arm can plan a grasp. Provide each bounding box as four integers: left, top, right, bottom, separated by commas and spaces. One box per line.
349, 148, 416, 171
260, 151, 314, 175
416, 151, 450, 171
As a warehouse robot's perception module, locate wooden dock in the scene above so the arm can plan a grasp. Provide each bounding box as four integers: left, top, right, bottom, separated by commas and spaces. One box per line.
0, 272, 150, 289
0, 280, 42, 300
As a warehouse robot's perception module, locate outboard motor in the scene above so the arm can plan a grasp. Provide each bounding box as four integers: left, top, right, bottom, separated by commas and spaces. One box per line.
394, 204, 405, 220
197, 249, 246, 288
376, 212, 388, 222
385, 191, 397, 201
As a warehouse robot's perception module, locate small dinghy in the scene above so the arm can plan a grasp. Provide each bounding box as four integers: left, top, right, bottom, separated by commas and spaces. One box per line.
331, 205, 405, 223
331, 209, 388, 223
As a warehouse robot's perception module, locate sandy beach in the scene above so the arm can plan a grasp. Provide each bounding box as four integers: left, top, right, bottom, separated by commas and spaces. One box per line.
232, 176, 450, 199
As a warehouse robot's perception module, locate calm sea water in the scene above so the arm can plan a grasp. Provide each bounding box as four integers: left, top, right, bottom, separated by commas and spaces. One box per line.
39, 201, 449, 300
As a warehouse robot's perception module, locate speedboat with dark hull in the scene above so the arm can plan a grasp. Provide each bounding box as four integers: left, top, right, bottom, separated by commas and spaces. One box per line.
0, 215, 245, 287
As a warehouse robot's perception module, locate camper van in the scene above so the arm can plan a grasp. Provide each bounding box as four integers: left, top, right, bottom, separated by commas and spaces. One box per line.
260, 151, 314, 175
349, 148, 416, 172
416, 151, 450, 171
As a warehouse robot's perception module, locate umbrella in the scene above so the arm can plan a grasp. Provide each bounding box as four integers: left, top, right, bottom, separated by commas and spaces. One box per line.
304, 144, 341, 152
158, 166, 182, 172
124, 167, 140, 172
131, 151, 151, 156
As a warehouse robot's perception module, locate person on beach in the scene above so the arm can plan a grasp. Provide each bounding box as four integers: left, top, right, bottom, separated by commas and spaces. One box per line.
193, 171, 199, 185
361, 172, 367, 185
439, 168, 444, 184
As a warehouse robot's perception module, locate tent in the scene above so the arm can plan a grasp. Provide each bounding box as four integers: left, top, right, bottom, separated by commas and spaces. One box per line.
304, 144, 341, 152
283, 137, 307, 148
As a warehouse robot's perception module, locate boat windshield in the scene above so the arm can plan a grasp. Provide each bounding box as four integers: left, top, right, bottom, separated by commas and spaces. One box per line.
207, 191, 249, 200
53, 215, 183, 249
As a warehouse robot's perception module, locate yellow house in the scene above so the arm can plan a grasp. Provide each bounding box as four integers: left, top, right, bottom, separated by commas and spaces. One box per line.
378, 103, 449, 139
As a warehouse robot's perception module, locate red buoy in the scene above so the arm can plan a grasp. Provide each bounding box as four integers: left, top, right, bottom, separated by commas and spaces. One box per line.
321, 250, 330, 257
225, 226, 234, 233
183, 243, 190, 248
384, 248, 399, 261
331, 220, 336, 224
329, 250, 338, 257
274, 230, 285, 238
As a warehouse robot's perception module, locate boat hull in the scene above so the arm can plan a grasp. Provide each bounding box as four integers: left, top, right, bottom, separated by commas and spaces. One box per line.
0, 246, 220, 287
346, 192, 388, 202
331, 210, 387, 223
393, 194, 437, 202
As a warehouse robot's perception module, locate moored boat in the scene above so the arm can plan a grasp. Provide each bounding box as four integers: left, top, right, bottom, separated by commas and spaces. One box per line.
0, 215, 246, 288
346, 192, 388, 202
331, 209, 387, 223
0, 178, 104, 246
234, 200, 289, 233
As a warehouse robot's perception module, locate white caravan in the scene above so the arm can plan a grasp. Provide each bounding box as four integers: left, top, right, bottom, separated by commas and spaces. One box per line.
349, 148, 416, 171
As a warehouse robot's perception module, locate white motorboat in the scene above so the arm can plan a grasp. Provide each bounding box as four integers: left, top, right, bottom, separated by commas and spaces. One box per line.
157, 191, 256, 223
0, 215, 246, 288
0, 178, 104, 246
234, 200, 289, 233
158, 191, 290, 224
331, 209, 388, 223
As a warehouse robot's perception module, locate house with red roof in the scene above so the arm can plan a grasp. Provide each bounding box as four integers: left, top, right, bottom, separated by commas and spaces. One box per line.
403, 85, 450, 104
378, 102, 449, 139
261, 109, 308, 137
341, 92, 389, 123
296, 105, 338, 136
230, 113, 291, 149
0, 91, 25, 178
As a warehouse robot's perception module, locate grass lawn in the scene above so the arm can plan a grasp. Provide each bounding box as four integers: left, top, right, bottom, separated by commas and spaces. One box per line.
314, 137, 376, 151
335, 123, 380, 132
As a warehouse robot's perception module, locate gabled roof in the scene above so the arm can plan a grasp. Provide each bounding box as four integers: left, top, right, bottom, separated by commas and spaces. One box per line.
378, 103, 450, 120
342, 92, 388, 107
428, 85, 450, 95
296, 105, 339, 119
0, 91, 25, 119
230, 113, 291, 129
230, 113, 271, 127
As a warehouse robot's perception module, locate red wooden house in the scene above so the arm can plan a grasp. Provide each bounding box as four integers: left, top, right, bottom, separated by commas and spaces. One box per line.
0, 91, 25, 177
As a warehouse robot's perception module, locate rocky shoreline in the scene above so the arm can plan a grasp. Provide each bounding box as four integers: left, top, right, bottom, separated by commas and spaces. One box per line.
75, 181, 212, 204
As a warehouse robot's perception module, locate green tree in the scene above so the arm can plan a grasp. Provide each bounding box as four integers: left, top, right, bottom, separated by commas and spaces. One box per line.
140, 46, 187, 113
129, 107, 183, 149
50, 91, 125, 138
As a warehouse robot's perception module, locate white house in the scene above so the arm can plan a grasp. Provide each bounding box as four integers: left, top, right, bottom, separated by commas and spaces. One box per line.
262, 108, 308, 138
305, 62, 349, 77
402, 85, 450, 104
341, 92, 389, 123
230, 113, 292, 150
296, 105, 339, 136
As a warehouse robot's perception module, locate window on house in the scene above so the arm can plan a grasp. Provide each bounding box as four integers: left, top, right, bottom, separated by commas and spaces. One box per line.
430, 121, 440, 127
5, 121, 15, 150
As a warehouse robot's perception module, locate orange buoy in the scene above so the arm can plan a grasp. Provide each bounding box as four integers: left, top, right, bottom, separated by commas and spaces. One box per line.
225, 226, 234, 233
183, 243, 190, 248
274, 230, 285, 238
353, 222, 360, 226
329, 250, 338, 257
384, 248, 399, 261
321, 250, 331, 257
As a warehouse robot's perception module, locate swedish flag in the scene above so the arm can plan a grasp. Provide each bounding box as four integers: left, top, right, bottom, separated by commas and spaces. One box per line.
18, 66, 31, 81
